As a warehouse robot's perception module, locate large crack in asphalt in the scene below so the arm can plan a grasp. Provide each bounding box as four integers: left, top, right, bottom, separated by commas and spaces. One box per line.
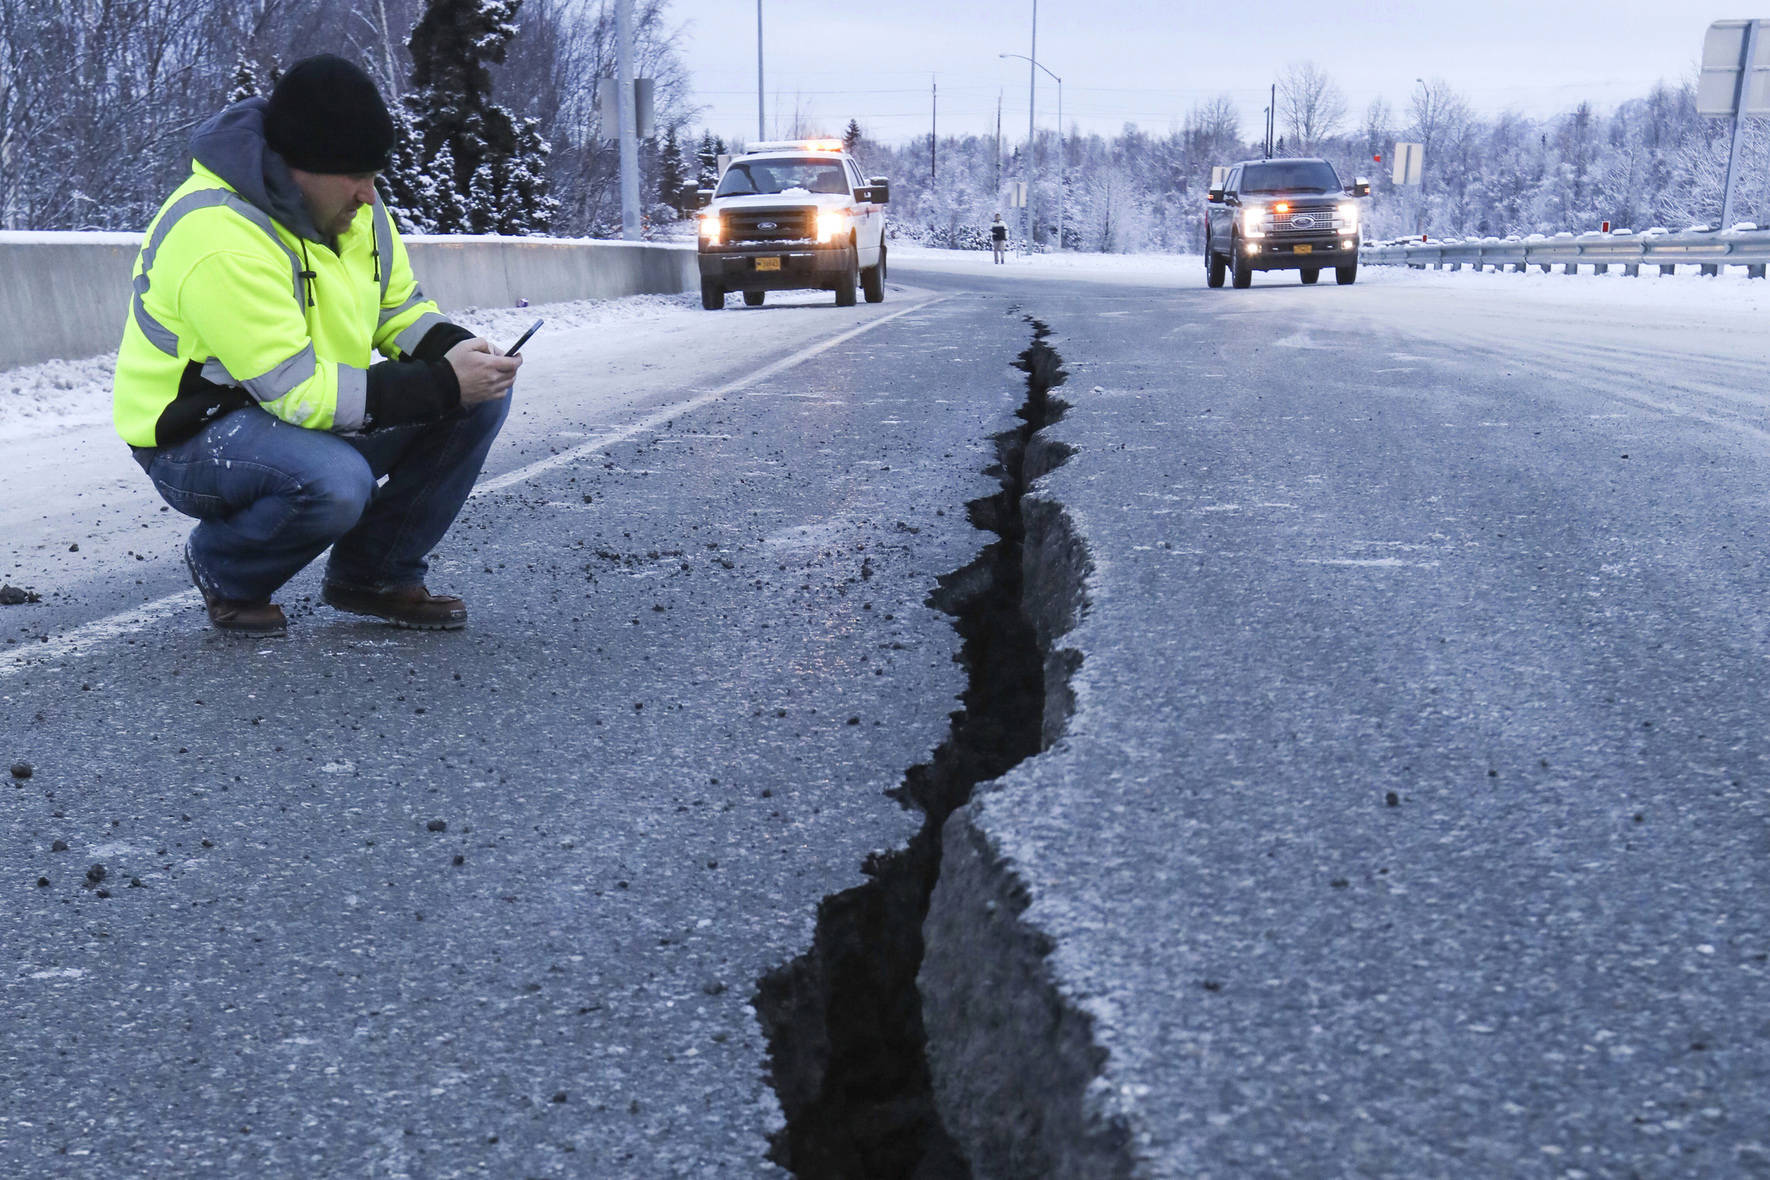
753, 319, 1072, 1178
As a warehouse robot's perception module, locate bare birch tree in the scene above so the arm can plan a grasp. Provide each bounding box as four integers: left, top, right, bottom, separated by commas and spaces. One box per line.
1277, 61, 1346, 153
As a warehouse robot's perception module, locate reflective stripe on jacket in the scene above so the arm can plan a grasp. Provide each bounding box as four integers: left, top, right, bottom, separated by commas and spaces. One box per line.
113, 162, 449, 447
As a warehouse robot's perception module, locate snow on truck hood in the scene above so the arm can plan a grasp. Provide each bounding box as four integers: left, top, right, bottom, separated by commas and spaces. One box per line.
710, 191, 859, 209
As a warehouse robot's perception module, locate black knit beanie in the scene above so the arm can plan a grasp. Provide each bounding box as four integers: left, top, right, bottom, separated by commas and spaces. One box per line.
264, 55, 395, 174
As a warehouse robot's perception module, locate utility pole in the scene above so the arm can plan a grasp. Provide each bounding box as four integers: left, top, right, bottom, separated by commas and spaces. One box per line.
617, 0, 640, 239
995, 92, 1003, 199
1025, 0, 1037, 251
1268, 83, 1276, 156
932, 77, 938, 181
756, 0, 765, 141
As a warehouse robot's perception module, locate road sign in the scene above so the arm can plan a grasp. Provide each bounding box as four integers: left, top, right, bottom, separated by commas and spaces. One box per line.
1007, 181, 1027, 208
598, 78, 656, 141
1699, 20, 1770, 116
1392, 142, 1423, 186
1699, 20, 1770, 228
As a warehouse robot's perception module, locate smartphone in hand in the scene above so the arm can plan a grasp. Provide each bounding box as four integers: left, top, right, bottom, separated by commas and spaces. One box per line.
507, 318, 544, 357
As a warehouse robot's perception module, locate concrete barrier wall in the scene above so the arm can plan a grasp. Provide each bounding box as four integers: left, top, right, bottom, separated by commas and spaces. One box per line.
0, 231, 698, 371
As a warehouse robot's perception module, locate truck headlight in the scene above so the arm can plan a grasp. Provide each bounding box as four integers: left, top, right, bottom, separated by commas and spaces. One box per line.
816, 210, 850, 243
1336, 202, 1359, 229
699, 213, 722, 245
1241, 205, 1266, 238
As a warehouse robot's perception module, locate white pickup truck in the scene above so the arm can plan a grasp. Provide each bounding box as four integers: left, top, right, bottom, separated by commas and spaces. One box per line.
696, 139, 890, 309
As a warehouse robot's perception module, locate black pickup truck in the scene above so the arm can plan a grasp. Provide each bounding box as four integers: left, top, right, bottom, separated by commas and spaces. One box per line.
1204, 158, 1370, 288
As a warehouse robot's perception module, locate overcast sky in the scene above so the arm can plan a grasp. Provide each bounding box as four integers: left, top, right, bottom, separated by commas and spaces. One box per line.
672, 1, 1740, 147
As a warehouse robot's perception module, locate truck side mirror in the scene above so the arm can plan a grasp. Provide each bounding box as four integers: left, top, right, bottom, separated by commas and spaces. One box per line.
1206, 188, 1225, 203
1349, 179, 1371, 198
696, 188, 715, 207
858, 181, 890, 204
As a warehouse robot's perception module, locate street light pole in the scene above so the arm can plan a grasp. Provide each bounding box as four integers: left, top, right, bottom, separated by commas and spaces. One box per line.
616, 0, 640, 240
1000, 52, 1061, 251
757, 0, 765, 141
1026, 0, 1037, 252
1413, 77, 1428, 236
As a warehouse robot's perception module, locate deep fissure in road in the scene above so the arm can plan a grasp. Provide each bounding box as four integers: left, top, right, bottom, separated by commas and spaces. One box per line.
754, 321, 1071, 1179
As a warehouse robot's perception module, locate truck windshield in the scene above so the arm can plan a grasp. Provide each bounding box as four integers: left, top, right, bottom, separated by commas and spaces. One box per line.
716, 158, 849, 197
1240, 161, 1341, 193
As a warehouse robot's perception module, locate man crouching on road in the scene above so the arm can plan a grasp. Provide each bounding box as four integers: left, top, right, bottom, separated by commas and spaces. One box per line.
113, 54, 519, 636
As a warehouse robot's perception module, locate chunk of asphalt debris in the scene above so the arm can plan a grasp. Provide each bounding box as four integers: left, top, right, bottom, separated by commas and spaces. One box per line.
85, 864, 107, 885
426, 819, 448, 832
10, 763, 32, 780
0, 585, 40, 605
51, 839, 68, 852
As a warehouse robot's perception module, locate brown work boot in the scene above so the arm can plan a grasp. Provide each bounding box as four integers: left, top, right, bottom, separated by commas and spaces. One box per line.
185, 545, 287, 636
322, 582, 468, 630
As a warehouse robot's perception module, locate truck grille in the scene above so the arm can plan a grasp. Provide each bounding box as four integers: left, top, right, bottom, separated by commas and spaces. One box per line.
724, 207, 816, 244
1273, 206, 1339, 233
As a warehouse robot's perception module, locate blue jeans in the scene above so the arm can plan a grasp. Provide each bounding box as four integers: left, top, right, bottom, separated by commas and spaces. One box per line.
134, 397, 510, 602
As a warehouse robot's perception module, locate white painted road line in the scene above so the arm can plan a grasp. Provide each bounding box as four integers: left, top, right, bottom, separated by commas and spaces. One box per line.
475, 298, 943, 495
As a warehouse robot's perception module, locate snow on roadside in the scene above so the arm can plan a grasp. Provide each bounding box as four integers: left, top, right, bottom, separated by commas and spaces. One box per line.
1354, 256, 1770, 314
0, 293, 697, 444
895, 242, 1770, 309
0, 356, 120, 440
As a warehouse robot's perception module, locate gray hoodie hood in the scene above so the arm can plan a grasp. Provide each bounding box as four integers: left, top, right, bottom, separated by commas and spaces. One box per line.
190, 98, 325, 244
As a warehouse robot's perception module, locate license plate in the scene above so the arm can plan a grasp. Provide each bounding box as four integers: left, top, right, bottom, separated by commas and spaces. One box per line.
1294, 244, 1313, 254
755, 257, 781, 271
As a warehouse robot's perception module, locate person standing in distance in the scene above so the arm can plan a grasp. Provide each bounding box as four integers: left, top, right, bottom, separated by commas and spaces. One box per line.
113, 54, 520, 636
990, 212, 1009, 264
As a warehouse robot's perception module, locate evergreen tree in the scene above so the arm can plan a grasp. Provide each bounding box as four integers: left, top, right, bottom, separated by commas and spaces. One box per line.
397, 0, 555, 235
380, 102, 439, 234
696, 131, 726, 191
656, 126, 688, 216
843, 119, 862, 156
227, 56, 276, 105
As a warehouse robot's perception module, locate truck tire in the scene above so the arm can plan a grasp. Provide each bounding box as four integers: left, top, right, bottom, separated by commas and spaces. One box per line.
1336, 261, 1358, 285
1231, 240, 1253, 289
834, 246, 858, 307
862, 245, 886, 303
1300, 268, 1319, 284
743, 290, 765, 307
1206, 251, 1226, 288
700, 280, 724, 311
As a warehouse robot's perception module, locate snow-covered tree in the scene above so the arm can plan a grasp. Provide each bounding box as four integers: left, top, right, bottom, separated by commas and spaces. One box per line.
227, 55, 274, 104
654, 124, 688, 215
696, 130, 726, 191
396, 0, 555, 234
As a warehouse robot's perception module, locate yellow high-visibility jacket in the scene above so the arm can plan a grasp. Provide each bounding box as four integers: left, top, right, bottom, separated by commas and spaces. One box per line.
114, 100, 466, 448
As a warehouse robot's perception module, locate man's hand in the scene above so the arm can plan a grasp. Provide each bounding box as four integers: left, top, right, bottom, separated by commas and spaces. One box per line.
445, 338, 522, 405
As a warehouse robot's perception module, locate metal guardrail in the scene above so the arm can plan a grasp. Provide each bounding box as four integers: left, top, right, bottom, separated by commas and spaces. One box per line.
1360, 226, 1770, 277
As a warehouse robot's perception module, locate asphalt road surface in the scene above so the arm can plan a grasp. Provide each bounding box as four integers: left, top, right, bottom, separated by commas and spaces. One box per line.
911, 261, 1770, 1179
7, 259, 1770, 1179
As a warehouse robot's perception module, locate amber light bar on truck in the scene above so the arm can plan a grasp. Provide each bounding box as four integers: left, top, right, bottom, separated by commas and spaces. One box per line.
743, 138, 845, 154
